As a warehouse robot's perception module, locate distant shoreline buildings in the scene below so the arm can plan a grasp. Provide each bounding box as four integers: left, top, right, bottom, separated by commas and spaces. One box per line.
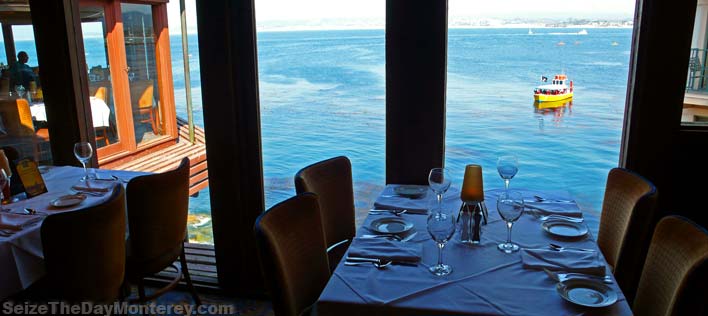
254, 17, 633, 33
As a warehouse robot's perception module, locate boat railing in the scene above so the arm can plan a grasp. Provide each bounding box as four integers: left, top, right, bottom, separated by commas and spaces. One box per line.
687, 48, 708, 93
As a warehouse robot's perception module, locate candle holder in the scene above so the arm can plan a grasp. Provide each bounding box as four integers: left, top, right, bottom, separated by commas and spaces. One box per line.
458, 164, 487, 244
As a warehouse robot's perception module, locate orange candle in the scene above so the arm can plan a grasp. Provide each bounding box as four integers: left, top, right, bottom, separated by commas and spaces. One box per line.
461, 164, 484, 202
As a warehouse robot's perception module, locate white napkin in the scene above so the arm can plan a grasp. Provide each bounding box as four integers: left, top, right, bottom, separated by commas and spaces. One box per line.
374, 184, 458, 213
71, 180, 114, 193
348, 237, 422, 263
521, 248, 606, 276
0, 213, 41, 231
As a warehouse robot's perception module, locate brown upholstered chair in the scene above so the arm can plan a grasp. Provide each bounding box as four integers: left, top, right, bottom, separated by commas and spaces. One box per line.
124, 157, 200, 304
633, 216, 708, 316
40, 185, 126, 302
254, 193, 331, 316
596, 168, 658, 304
294, 156, 355, 272
131, 81, 158, 135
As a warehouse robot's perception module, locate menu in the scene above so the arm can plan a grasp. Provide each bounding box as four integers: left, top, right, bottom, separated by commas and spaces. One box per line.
15, 158, 47, 198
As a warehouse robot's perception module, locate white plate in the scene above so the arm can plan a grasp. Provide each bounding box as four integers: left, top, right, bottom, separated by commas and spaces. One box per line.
370, 217, 414, 234
542, 219, 588, 238
556, 278, 618, 308
50, 194, 87, 208
393, 185, 427, 198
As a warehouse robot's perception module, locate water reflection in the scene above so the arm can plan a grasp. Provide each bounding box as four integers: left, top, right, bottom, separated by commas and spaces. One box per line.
534, 100, 573, 130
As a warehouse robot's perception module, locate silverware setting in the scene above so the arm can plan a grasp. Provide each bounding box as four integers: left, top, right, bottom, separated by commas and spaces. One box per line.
361, 232, 417, 242
548, 243, 594, 252
345, 260, 392, 269
71, 190, 104, 197
532, 195, 576, 203
526, 209, 583, 222
369, 209, 408, 216
0, 229, 16, 237
345, 256, 416, 268
543, 268, 613, 284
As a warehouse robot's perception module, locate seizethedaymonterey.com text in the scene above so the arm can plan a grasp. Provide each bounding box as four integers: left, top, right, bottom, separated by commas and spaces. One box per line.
3, 301, 234, 315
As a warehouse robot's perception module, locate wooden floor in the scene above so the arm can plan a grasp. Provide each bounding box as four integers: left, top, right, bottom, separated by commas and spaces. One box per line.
103, 118, 208, 196
148, 242, 220, 291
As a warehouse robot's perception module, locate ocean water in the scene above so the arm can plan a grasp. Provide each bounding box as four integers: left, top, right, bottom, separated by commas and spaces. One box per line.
4, 28, 631, 242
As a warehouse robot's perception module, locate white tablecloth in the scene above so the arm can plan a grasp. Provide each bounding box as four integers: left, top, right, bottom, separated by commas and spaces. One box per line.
30, 97, 111, 128
0, 166, 146, 299
317, 188, 633, 316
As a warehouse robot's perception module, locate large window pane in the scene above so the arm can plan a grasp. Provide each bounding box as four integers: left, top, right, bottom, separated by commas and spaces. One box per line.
682, 2, 708, 125
121, 3, 166, 146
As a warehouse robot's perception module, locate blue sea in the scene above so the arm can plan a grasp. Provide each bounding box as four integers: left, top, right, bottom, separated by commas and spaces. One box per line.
5, 28, 631, 241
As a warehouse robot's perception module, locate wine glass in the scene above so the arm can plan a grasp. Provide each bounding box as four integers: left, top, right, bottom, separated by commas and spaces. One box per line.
497, 155, 518, 190
496, 191, 524, 253
15, 85, 26, 99
428, 168, 451, 208
427, 211, 456, 276
73, 142, 93, 181
0, 169, 9, 211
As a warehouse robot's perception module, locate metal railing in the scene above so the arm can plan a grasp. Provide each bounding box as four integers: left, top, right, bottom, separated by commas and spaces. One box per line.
687, 48, 708, 93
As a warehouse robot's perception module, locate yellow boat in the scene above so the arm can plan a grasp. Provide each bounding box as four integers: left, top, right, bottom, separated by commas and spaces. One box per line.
534, 74, 573, 102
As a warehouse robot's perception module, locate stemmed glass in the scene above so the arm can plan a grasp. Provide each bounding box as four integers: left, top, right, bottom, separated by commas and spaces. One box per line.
428, 168, 451, 208
73, 142, 93, 181
497, 155, 518, 190
427, 211, 456, 276
0, 169, 9, 211
496, 191, 524, 253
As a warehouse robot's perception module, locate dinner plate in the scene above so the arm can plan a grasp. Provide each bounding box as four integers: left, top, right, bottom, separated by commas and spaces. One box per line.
50, 194, 87, 208
370, 217, 414, 234
393, 185, 427, 198
542, 219, 589, 238
556, 278, 618, 308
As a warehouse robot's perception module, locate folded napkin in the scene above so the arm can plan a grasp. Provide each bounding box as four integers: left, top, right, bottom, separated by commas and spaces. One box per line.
348, 237, 422, 263
485, 189, 583, 217
521, 248, 606, 276
0, 213, 41, 231
374, 184, 458, 213
71, 180, 115, 193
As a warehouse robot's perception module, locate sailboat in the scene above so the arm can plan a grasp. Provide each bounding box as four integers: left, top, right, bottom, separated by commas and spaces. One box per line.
528, 29, 533, 35
578, 29, 588, 35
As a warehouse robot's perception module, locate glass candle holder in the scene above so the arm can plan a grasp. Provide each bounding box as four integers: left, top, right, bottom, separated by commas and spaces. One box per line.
461, 164, 484, 203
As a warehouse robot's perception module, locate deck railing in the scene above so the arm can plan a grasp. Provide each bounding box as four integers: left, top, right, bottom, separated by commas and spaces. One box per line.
687, 48, 708, 93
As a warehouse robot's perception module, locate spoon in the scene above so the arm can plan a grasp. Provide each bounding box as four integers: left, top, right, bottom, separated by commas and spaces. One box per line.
344, 260, 392, 269
24, 208, 36, 215
548, 243, 595, 252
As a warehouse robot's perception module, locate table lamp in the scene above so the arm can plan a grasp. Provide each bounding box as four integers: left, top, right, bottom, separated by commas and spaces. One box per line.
458, 164, 488, 244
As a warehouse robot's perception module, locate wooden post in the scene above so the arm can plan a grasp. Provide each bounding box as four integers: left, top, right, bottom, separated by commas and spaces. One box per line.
195, 0, 265, 296
386, 0, 448, 184
1, 24, 16, 68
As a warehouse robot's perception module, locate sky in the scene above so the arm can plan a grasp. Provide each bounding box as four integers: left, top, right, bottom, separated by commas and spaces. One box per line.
3, 0, 636, 41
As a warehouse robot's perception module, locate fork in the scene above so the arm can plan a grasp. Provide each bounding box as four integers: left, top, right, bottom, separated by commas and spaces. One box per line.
344, 260, 392, 269
361, 234, 402, 241
533, 195, 576, 203
538, 214, 584, 223
71, 190, 103, 197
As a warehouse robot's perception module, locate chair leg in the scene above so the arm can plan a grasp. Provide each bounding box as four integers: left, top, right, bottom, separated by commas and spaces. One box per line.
149, 108, 158, 135
180, 245, 202, 305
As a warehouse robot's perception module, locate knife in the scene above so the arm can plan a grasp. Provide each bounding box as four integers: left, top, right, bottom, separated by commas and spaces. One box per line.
346, 256, 418, 266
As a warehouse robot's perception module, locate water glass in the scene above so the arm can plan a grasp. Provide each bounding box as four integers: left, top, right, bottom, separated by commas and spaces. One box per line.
496, 191, 524, 253
428, 168, 451, 208
73, 142, 93, 181
497, 155, 519, 190
427, 211, 456, 276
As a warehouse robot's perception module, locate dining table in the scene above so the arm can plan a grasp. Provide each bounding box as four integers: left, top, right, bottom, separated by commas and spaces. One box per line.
316, 185, 633, 316
0, 166, 147, 299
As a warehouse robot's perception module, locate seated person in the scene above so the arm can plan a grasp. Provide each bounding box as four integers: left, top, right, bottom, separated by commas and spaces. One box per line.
9, 51, 38, 92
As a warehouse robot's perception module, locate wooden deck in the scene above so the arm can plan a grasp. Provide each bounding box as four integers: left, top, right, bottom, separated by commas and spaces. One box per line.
101, 118, 208, 196
147, 242, 220, 292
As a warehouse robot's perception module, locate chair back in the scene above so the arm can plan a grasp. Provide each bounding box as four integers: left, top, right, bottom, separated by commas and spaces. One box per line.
597, 168, 657, 303
0, 98, 35, 136
40, 185, 126, 302
125, 157, 189, 276
139, 85, 154, 109
633, 216, 708, 316
254, 193, 330, 316
294, 156, 355, 269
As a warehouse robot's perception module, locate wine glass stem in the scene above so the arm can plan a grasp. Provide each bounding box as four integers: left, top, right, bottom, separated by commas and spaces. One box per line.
437, 194, 442, 207
81, 162, 88, 180
504, 179, 510, 190
437, 243, 445, 266
506, 221, 513, 244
